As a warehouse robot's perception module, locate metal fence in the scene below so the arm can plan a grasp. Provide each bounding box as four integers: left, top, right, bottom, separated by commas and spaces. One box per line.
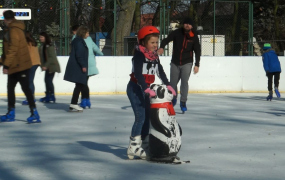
0, 0, 284, 56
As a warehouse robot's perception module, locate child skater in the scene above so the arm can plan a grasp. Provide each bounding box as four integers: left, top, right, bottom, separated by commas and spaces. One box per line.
126, 26, 176, 159
262, 43, 282, 101
38, 32, 61, 103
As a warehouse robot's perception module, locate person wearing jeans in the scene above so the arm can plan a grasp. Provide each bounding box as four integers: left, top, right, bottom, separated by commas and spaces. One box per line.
22, 31, 41, 105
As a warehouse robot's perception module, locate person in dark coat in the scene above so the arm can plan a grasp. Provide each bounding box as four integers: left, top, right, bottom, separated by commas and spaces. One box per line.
157, 17, 201, 113
64, 26, 89, 112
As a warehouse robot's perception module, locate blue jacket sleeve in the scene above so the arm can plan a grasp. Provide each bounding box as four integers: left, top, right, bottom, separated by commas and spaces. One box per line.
133, 52, 149, 91
75, 40, 88, 68
262, 53, 269, 72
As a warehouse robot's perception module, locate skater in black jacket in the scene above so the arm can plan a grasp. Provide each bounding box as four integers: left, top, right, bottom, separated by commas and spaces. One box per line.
157, 17, 201, 113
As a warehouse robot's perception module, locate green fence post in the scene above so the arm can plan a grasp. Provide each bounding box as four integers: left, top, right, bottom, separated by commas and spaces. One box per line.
60, 0, 62, 55
113, 0, 116, 56
213, 0, 216, 56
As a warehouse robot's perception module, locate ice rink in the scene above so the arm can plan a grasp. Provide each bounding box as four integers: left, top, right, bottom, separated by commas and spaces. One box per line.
0, 93, 285, 180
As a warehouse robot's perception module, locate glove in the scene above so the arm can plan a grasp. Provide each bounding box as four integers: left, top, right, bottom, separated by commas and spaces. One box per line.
144, 88, 156, 97
167, 85, 176, 96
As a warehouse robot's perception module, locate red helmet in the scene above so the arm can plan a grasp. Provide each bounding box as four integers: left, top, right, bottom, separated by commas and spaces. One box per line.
137, 26, 160, 41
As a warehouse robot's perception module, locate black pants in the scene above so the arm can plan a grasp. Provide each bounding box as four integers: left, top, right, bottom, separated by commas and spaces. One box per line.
71, 77, 89, 104
45, 70, 55, 94
267, 72, 280, 91
7, 69, 36, 110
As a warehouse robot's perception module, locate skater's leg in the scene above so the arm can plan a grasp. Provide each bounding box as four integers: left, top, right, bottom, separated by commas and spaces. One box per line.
29, 65, 39, 95
180, 63, 192, 102
141, 95, 150, 140
126, 81, 147, 159
7, 73, 19, 109
18, 69, 36, 109
71, 83, 83, 105
170, 63, 181, 105
45, 70, 55, 94
127, 81, 146, 138
267, 73, 273, 91
273, 72, 280, 88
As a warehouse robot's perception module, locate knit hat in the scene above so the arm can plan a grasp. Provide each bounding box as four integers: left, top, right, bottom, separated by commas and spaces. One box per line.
263, 43, 271, 50
183, 18, 193, 25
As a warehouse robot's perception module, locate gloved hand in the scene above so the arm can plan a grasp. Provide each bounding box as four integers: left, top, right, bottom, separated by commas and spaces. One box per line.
144, 88, 156, 97
167, 85, 176, 96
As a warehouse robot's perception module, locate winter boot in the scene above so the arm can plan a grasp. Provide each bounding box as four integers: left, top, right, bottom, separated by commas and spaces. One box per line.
274, 87, 281, 98
69, 104, 83, 112
267, 91, 273, 101
1, 108, 16, 122
79, 99, 87, 109
180, 101, 187, 113
127, 136, 146, 160
27, 108, 41, 123
86, 98, 91, 108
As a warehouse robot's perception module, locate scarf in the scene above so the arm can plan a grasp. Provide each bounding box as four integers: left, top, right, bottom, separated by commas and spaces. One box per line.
137, 45, 158, 61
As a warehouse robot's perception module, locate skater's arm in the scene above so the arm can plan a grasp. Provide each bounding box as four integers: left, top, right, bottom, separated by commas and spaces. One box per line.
157, 60, 170, 86
159, 31, 175, 49
3, 28, 19, 68
92, 41, 104, 56
262, 54, 269, 73
193, 35, 201, 67
133, 52, 149, 91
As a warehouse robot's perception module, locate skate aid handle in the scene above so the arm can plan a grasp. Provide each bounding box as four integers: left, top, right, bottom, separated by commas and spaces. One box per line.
167, 85, 176, 96
144, 88, 156, 98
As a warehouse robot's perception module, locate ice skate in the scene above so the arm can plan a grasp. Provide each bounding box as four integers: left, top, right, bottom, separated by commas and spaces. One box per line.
69, 104, 83, 112
49, 94, 56, 103
180, 101, 187, 113
1, 108, 15, 122
267, 91, 273, 101
274, 87, 281, 98
86, 98, 91, 108
39, 92, 50, 103
79, 99, 87, 109
127, 136, 146, 160
27, 108, 41, 123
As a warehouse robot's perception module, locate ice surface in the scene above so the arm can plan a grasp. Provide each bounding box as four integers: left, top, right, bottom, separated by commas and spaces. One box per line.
0, 93, 285, 180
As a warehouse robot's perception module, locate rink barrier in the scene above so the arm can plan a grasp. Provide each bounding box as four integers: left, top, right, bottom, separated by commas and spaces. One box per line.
0, 56, 284, 96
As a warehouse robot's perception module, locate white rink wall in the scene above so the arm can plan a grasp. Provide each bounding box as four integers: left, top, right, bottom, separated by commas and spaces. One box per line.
0, 56, 284, 95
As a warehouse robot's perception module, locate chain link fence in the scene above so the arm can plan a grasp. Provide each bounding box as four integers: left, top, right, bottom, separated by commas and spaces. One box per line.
1, 0, 284, 56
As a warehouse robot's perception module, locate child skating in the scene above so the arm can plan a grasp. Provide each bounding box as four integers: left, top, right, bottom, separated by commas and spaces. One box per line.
262, 43, 281, 101
126, 26, 176, 159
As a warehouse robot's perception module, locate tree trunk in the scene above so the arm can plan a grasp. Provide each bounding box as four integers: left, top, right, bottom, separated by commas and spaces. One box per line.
132, 0, 141, 32
112, 0, 136, 56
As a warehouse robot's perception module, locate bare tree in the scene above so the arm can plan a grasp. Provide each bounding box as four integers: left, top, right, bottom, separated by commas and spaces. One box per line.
112, 0, 136, 55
